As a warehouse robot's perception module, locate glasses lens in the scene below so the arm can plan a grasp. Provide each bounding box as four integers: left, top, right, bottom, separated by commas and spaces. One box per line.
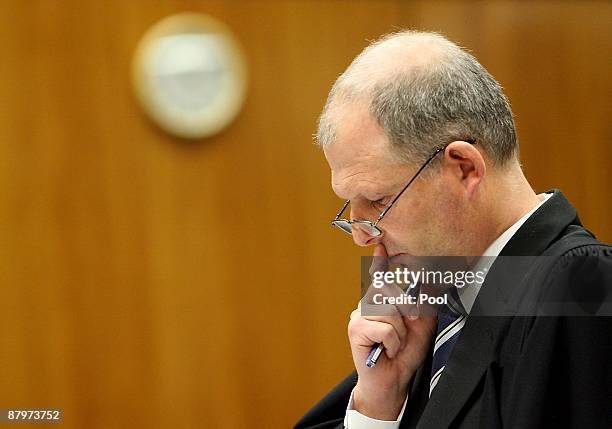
352, 222, 382, 237
332, 220, 353, 234
332, 220, 382, 237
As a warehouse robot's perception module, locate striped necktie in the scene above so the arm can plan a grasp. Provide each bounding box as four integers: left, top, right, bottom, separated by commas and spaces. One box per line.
429, 291, 466, 396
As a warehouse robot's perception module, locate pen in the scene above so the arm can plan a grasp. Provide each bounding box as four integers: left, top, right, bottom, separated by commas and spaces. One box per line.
366, 343, 385, 368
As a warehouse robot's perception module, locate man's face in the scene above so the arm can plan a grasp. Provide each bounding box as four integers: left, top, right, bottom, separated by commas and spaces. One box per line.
323, 103, 464, 257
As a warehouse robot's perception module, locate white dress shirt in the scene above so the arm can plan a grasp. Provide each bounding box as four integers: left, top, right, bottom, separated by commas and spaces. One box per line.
344, 193, 551, 428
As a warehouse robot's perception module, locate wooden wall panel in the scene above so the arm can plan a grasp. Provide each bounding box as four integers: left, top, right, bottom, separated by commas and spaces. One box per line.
0, 1, 609, 428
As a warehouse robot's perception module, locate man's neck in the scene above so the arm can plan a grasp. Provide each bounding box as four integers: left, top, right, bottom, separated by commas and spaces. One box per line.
478, 170, 540, 256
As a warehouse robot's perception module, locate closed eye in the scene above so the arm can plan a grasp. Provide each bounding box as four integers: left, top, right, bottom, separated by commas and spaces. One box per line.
371, 197, 390, 210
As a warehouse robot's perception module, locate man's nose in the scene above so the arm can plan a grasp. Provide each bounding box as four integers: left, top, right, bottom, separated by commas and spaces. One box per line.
349, 206, 381, 246
351, 226, 382, 247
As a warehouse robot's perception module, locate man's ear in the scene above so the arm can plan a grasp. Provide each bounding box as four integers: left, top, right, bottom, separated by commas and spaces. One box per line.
443, 141, 485, 196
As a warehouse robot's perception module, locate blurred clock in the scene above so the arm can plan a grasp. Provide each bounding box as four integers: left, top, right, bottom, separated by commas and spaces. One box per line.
131, 13, 248, 139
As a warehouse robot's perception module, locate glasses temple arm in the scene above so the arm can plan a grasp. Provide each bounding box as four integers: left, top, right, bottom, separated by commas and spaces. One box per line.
374, 147, 445, 223
333, 199, 351, 221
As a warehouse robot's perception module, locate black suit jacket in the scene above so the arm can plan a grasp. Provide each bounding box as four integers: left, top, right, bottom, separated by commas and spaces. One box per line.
296, 190, 612, 428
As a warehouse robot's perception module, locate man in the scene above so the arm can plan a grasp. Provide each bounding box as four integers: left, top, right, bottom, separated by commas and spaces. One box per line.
295, 31, 611, 428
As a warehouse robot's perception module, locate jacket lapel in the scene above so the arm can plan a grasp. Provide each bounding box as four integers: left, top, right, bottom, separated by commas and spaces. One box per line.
415, 190, 579, 428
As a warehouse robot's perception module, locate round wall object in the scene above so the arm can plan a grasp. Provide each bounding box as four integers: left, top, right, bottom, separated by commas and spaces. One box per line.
131, 13, 248, 139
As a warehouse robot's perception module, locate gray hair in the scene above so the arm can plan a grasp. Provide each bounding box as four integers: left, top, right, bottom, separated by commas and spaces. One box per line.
317, 30, 518, 168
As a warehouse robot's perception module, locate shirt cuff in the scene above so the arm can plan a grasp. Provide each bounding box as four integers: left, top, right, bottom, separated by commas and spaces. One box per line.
343, 387, 408, 429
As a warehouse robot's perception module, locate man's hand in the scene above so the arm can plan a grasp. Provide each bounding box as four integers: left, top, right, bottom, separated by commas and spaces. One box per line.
348, 244, 437, 420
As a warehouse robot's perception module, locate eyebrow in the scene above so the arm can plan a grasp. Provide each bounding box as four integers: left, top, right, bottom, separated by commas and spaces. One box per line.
332, 171, 405, 201
338, 191, 387, 203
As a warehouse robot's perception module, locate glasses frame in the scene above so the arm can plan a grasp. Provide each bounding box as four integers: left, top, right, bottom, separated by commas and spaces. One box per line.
331, 139, 476, 237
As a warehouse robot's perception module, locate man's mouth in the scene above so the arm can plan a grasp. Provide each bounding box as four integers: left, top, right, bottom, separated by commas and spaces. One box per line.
388, 252, 409, 264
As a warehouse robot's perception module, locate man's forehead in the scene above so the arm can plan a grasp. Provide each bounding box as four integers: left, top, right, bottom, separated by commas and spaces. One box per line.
325, 140, 388, 171
322, 101, 411, 198
326, 147, 408, 199
330, 167, 387, 199
323, 103, 392, 168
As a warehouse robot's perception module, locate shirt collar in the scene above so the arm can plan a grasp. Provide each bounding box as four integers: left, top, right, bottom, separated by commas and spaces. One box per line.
458, 192, 552, 313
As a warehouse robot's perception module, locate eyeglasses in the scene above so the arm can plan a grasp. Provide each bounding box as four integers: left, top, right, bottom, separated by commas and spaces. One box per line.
331, 139, 476, 237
